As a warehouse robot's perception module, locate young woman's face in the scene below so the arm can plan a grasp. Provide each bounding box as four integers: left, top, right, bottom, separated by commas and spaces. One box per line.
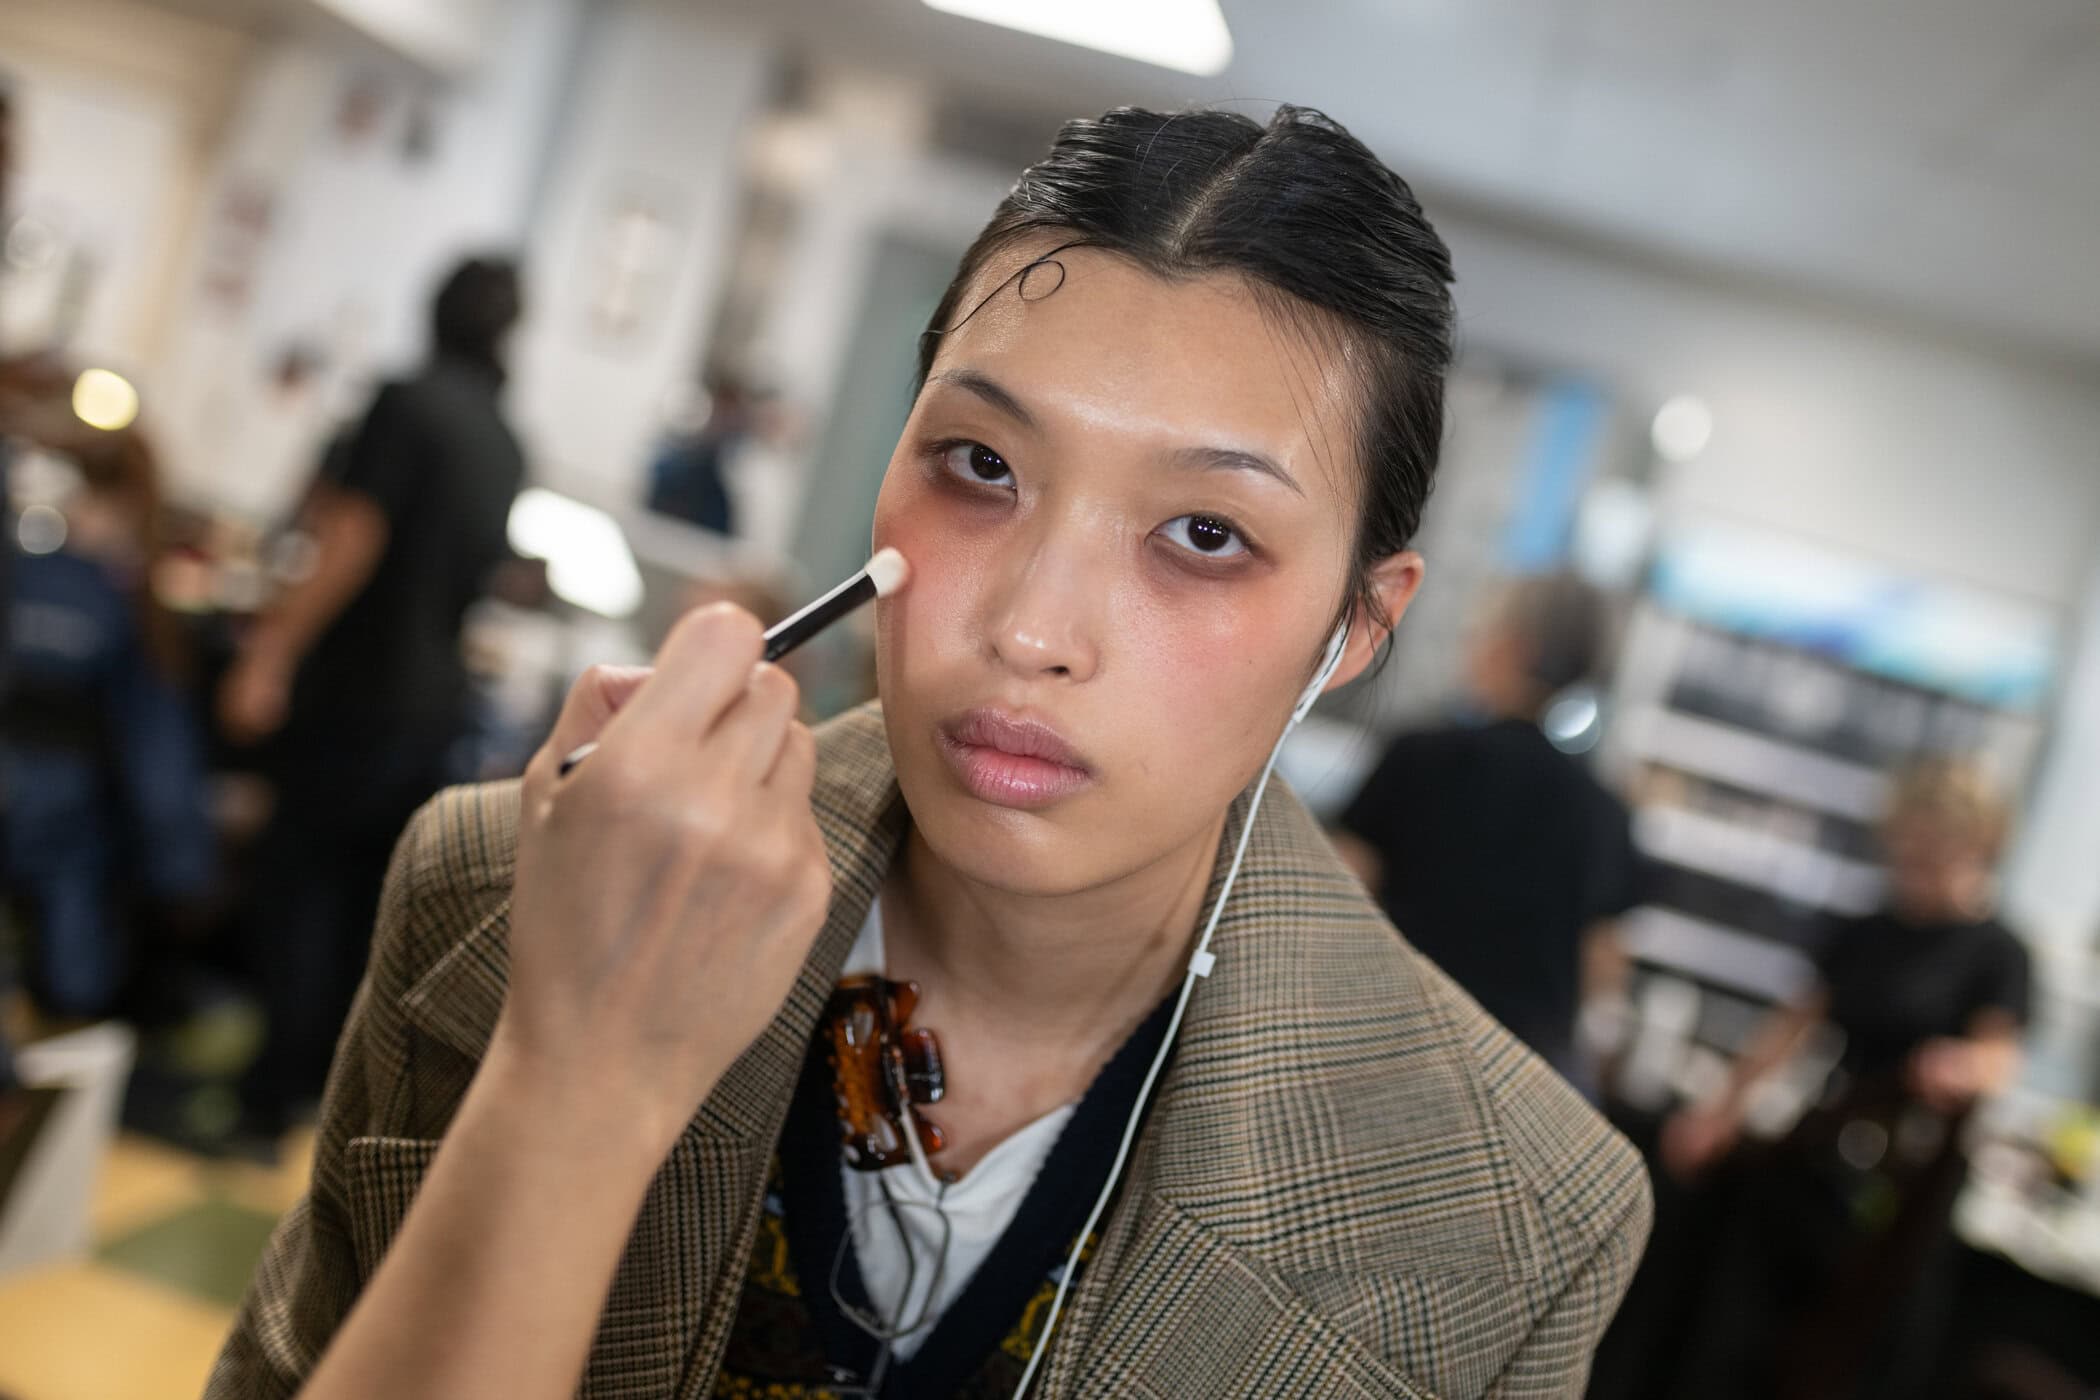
872, 239, 1418, 895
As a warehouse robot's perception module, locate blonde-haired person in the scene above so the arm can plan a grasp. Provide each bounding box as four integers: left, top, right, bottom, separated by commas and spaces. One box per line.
1663, 755, 2032, 1400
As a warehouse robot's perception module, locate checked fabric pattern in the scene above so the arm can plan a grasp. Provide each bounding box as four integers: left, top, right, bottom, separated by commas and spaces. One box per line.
206, 703, 1650, 1399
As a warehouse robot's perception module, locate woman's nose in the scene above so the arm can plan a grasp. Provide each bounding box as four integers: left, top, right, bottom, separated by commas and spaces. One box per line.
981, 523, 1103, 684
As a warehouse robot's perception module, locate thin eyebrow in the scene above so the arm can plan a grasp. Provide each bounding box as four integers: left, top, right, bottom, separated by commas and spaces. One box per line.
1169, 444, 1304, 498
929, 366, 1303, 497
926, 369, 1038, 433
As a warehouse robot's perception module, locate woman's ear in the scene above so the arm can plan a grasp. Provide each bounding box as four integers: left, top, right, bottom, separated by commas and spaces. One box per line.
1328, 551, 1426, 691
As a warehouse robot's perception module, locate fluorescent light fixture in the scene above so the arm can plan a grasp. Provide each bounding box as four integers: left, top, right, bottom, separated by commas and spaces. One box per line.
922, 0, 1233, 75
507, 488, 644, 619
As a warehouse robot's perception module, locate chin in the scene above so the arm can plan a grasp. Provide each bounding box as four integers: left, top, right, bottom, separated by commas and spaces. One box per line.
892, 747, 1104, 896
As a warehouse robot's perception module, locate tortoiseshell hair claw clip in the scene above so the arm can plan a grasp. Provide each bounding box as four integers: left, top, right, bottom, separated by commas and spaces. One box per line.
823, 974, 948, 1172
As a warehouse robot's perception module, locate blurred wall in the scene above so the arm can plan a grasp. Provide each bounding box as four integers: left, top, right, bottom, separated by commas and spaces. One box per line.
1443, 211, 2100, 611
306, 0, 508, 74
750, 70, 1014, 586
506, 1, 772, 508
145, 0, 586, 518
0, 0, 252, 367
2005, 554, 2100, 953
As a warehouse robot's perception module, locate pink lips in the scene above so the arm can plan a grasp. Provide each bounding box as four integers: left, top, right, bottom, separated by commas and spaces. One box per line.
937, 709, 1094, 809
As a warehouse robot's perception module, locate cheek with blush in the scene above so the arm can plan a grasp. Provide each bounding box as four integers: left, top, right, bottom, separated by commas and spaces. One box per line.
1120, 599, 1305, 784
872, 475, 991, 697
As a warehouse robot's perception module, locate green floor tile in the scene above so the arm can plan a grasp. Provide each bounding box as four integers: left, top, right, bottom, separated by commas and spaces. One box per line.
98, 1197, 280, 1308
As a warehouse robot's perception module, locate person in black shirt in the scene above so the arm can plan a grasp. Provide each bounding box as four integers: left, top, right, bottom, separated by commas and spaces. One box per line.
1334, 573, 1640, 1083
222, 256, 527, 1136
1664, 755, 2030, 1174
1663, 756, 2032, 1399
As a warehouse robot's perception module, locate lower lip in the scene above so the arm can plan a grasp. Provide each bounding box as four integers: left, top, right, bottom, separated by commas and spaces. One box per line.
936, 731, 1094, 809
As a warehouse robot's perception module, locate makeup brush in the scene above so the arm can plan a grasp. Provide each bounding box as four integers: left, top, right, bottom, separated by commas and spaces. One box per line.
558, 546, 909, 776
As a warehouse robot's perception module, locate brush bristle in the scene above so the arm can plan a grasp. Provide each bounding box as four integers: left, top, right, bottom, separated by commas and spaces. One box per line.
865, 547, 909, 598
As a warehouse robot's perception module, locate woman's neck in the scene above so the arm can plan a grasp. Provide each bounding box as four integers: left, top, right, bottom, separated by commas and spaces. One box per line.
881, 817, 1227, 1053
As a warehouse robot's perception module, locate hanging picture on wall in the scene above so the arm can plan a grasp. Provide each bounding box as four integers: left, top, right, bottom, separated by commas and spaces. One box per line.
583, 180, 688, 347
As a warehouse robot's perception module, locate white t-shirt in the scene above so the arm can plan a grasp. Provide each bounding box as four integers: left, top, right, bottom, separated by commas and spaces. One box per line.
838, 898, 1074, 1359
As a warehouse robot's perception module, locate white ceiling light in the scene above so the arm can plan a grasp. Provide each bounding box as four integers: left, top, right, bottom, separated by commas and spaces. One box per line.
922, 0, 1233, 76
507, 489, 644, 619
1650, 394, 1714, 464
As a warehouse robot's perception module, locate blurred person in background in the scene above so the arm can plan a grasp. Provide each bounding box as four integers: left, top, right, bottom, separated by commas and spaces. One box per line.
0, 73, 24, 1102
644, 374, 752, 535
0, 74, 16, 711
0, 417, 213, 1024
1331, 572, 1642, 1088
0, 77, 79, 1184
1662, 756, 2032, 1400
645, 374, 804, 555
220, 254, 526, 1139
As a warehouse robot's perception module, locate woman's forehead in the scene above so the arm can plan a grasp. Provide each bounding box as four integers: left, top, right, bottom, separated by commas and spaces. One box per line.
927, 243, 1360, 500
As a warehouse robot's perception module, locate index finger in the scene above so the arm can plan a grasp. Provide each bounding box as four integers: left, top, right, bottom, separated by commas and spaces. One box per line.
544, 664, 654, 759
526, 664, 653, 795
605, 602, 767, 744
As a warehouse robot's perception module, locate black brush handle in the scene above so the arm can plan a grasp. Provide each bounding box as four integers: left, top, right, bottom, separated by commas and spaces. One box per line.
557, 567, 878, 777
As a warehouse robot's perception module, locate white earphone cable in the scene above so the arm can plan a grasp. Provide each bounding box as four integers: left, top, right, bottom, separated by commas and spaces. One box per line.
1010, 623, 1349, 1397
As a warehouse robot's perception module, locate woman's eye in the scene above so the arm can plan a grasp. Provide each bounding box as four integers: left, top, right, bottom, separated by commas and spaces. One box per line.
938, 441, 1014, 489
1159, 514, 1248, 559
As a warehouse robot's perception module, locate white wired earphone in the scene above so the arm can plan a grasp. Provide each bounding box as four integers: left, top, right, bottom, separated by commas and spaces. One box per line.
1005, 620, 1353, 1398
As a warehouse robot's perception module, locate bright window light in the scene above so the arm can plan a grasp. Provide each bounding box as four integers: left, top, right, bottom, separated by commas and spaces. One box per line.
922, 0, 1233, 76
507, 488, 644, 619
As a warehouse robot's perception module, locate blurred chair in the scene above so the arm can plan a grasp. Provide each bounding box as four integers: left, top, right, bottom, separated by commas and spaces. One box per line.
0, 1021, 136, 1275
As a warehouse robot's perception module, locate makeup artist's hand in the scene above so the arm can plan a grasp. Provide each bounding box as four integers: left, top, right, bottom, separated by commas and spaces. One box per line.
219, 644, 294, 744
1907, 1038, 1988, 1114
1660, 1103, 1740, 1181
493, 604, 833, 1159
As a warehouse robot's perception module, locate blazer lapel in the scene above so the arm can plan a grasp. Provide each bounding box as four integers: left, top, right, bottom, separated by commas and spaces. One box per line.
665, 716, 908, 1399
397, 705, 910, 1400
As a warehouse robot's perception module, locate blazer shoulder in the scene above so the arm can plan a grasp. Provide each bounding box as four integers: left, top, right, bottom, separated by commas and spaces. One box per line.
1264, 783, 1649, 1269
371, 779, 520, 993
1170, 780, 1650, 1282
403, 778, 521, 892
1401, 942, 1653, 1270
1274, 913, 1651, 1397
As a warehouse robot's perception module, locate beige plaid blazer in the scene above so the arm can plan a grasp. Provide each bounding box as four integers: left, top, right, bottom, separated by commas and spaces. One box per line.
209, 704, 1650, 1399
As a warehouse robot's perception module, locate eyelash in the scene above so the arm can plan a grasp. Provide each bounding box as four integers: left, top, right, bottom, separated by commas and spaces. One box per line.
924, 437, 1256, 564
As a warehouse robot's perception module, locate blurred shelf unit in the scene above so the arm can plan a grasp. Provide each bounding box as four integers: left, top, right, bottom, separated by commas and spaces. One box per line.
1595, 520, 2059, 1087
1610, 607, 2050, 967
1590, 523, 2100, 1274
1620, 705, 1887, 823
1617, 905, 1816, 1007
1633, 799, 1884, 915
